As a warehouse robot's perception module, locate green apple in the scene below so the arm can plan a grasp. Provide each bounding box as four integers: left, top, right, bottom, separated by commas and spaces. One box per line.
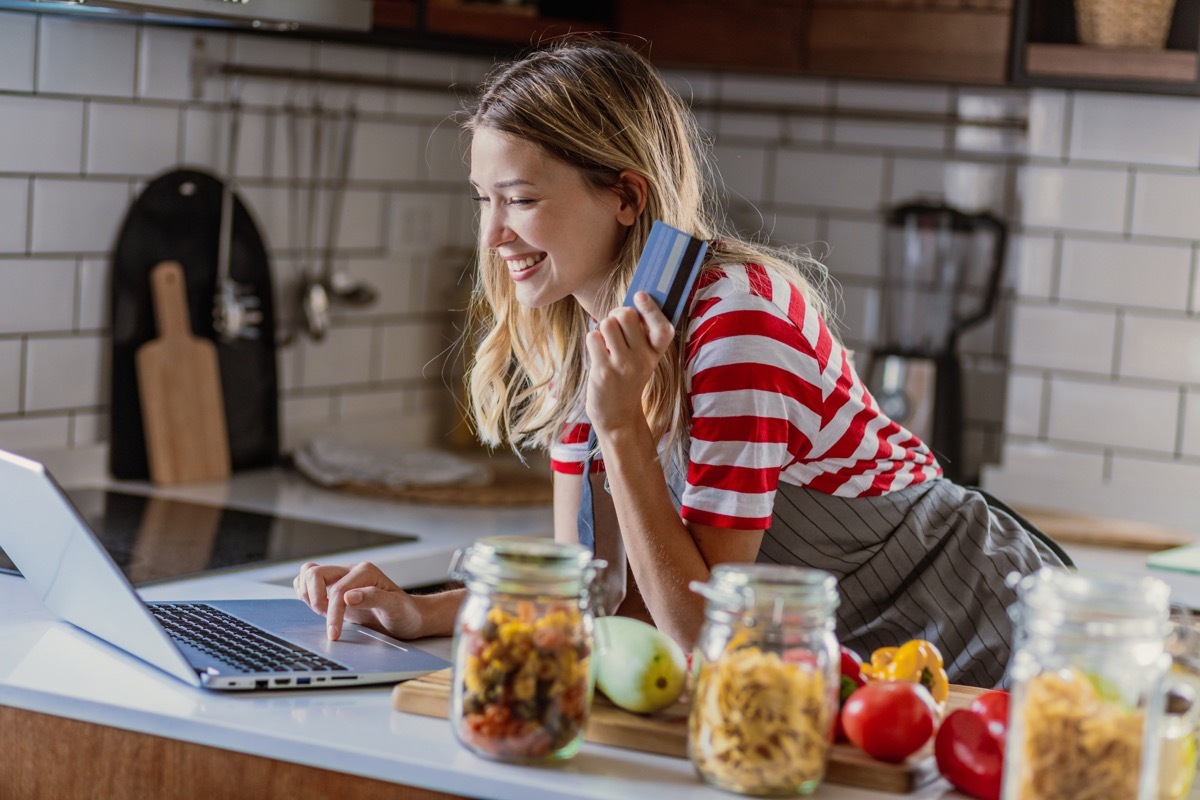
593, 616, 687, 714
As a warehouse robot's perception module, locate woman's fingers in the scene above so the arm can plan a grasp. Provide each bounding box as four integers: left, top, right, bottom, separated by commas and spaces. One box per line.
633, 292, 675, 352
294, 561, 336, 614
325, 562, 393, 640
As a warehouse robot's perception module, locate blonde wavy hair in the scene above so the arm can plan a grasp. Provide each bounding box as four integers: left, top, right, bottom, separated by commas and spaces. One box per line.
463, 36, 836, 454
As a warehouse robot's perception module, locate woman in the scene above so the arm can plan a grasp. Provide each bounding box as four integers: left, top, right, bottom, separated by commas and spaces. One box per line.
294, 36, 1067, 688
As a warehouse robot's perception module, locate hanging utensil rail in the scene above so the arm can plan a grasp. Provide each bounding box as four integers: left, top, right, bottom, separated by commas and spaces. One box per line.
189, 39, 1027, 132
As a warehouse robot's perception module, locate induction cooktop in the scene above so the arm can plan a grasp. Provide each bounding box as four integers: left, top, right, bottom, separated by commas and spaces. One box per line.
0, 489, 416, 586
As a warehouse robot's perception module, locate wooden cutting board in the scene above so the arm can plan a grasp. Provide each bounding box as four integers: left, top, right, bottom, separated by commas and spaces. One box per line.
392, 668, 986, 794
1015, 506, 1194, 551
136, 262, 231, 486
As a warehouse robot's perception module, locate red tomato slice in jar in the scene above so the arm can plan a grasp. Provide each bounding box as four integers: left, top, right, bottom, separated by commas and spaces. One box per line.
840, 681, 937, 763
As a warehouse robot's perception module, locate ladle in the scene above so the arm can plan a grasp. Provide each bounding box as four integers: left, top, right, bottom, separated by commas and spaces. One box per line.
299, 100, 330, 341
321, 103, 378, 307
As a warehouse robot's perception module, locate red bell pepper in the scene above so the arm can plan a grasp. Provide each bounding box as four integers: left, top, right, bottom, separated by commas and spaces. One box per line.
834, 645, 867, 741
934, 689, 1009, 800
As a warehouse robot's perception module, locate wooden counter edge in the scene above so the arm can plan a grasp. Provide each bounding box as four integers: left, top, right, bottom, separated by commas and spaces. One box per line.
0, 704, 465, 800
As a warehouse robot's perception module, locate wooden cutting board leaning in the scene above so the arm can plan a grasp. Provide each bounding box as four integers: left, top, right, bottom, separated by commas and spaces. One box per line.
109, 168, 279, 481
135, 262, 231, 485
392, 668, 986, 794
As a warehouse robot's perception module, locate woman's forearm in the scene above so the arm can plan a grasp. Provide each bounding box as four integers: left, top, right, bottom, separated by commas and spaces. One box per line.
413, 586, 467, 638
596, 423, 712, 647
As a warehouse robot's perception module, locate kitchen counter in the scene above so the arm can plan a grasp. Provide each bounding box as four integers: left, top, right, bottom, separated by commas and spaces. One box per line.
0, 462, 1191, 799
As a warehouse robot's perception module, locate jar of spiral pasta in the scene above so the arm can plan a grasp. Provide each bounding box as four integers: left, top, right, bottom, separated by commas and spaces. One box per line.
1002, 568, 1171, 800
688, 564, 840, 797
448, 536, 605, 763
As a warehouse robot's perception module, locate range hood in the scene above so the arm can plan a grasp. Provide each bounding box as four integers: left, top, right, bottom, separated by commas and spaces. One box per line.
1, 0, 373, 31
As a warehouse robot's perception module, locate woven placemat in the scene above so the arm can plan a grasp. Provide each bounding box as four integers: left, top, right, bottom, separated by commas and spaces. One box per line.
328, 458, 553, 507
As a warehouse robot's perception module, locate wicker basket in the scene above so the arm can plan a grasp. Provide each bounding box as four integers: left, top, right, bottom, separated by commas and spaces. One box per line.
1074, 0, 1177, 48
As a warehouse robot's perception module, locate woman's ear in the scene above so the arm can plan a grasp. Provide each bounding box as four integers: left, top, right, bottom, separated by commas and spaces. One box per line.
614, 170, 649, 226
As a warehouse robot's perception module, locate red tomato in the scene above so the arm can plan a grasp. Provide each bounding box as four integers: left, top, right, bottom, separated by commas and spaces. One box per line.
969, 689, 1010, 738
840, 681, 937, 763
934, 690, 1009, 800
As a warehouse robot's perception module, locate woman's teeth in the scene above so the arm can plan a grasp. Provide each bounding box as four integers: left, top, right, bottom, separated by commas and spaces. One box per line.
509, 254, 544, 271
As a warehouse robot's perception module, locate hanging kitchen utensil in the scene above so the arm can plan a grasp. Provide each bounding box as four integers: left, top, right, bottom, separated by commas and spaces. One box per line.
109, 168, 280, 481
300, 99, 331, 341
213, 92, 264, 342
864, 201, 1008, 483
279, 99, 306, 346
136, 262, 231, 486
321, 103, 378, 307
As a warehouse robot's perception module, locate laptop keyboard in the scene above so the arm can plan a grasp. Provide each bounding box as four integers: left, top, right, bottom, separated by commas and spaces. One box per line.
149, 603, 346, 674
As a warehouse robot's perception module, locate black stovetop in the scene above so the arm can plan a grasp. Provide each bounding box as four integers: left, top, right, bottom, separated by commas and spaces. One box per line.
0, 489, 416, 586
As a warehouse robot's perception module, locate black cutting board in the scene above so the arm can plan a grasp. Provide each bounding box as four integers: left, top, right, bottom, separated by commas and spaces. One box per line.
109, 168, 280, 480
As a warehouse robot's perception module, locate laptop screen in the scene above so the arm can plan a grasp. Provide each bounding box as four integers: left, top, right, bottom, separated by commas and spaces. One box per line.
0, 489, 416, 585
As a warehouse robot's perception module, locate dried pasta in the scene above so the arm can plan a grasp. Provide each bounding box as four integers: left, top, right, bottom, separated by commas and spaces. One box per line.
456, 601, 591, 760
689, 645, 831, 794
1015, 667, 1145, 800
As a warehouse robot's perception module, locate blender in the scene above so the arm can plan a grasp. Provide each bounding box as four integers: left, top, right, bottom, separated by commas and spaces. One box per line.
864, 201, 1008, 483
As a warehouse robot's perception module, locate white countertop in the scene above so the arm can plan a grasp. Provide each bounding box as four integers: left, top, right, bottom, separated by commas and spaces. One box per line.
0, 465, 969, 800
4, 461, 1193, 799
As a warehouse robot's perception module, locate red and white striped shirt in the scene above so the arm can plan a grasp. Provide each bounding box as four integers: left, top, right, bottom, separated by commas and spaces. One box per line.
550, 262, 941, 530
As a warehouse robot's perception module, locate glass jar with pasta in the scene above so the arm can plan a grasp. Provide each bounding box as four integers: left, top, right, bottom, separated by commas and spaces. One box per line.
1002, 568, 1171, 800
448, 536, 605, 763
688, 564, 840, 796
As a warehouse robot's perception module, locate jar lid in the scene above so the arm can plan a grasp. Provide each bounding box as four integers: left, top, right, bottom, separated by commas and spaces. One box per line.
450, 535, 596, 585
1011, 567, 1170, 639
691, 563, 839, 618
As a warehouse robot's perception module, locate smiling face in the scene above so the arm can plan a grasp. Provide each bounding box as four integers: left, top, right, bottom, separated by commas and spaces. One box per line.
469, 128, 631, 319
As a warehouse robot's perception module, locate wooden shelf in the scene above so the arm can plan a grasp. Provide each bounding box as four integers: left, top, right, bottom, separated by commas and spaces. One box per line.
1024, 42, 1198, 82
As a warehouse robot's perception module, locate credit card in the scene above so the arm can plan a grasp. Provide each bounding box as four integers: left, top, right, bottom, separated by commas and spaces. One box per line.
623, 220, 708, 327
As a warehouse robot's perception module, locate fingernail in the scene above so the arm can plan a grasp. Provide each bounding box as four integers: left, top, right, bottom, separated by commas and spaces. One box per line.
346, 590, 361, 605
327, 624, 339, 640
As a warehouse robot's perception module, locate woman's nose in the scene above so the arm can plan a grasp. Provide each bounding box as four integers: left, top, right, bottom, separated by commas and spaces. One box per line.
481, 208, 515, 250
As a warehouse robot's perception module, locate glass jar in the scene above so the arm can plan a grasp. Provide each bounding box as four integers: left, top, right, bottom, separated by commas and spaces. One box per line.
448, 536, 605, 763
688, 564, 840, 797
1002, 567, 1171, 800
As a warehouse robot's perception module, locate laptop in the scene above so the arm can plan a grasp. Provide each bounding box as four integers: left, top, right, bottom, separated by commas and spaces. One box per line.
0, 448, 450, 690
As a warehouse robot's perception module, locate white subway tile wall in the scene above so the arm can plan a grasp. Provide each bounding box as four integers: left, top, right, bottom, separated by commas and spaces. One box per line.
1, 14, 482, 457
3, 15, 1196, 529
0, 12, 37, 93
984, 89, 1200, 529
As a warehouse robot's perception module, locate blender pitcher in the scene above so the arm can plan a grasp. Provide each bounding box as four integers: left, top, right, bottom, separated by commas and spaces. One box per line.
865, 201, 1008, 483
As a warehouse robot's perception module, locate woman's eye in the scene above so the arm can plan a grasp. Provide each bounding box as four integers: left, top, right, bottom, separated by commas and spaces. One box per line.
470, 194, 489, 204
508, 198, 536, 206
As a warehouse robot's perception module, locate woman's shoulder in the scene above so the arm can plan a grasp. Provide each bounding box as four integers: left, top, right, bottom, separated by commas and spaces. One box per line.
690, 260, 810, 322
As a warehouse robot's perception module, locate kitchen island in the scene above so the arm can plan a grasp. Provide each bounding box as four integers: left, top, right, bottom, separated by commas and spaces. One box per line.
0, 460, 1191, 799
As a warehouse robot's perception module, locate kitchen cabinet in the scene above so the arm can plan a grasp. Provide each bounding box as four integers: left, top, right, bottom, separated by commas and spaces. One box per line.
615, 0, 1011, 84
372, 0, 419, 30
806, 0, 1013, 85
423, 0, 610, 42
1010, 0, 1200, 94
369, 0, 611, 46
615, 0, 807, 73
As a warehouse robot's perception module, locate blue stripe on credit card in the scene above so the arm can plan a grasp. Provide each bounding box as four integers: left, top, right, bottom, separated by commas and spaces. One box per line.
623, 220, 708, 328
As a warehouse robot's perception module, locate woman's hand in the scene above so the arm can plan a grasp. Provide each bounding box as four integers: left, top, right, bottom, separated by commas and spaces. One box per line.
585, 291, 675, 434
293, 560, 424, 641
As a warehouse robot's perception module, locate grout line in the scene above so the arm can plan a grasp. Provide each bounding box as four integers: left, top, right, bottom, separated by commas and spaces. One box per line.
1111, 309, 1124, 378
1177, 386, 1188, 459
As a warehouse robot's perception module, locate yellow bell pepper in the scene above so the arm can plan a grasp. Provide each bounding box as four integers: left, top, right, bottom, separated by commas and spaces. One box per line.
860, 638, 950, 705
